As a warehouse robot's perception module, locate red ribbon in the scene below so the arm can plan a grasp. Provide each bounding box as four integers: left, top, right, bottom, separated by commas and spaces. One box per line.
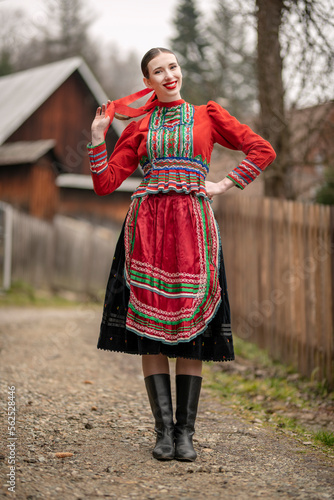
103, 88, 156, 137
104, 88, 157, 137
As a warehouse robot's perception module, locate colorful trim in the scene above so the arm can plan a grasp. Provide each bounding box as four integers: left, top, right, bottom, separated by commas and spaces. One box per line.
227, 159, 263, 189
87, 142, 108, 175
132, 156, 209, 199
87, 141, 105, 149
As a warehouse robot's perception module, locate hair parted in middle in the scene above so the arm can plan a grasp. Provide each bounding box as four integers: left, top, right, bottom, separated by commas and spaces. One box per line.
141, 47, 178, 79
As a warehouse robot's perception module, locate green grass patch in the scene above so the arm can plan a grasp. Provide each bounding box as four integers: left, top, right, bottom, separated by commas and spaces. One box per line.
314, 431, 334, 447
204, 335, 334, 455
0, 281, 101, 308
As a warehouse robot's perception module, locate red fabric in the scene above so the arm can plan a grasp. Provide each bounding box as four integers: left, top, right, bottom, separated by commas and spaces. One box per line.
124, 193, 221, 342
207, 102, 275, 171
104, 88, 156, 137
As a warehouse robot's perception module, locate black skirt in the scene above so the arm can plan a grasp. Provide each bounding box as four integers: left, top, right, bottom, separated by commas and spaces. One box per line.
97, 223, 234, 362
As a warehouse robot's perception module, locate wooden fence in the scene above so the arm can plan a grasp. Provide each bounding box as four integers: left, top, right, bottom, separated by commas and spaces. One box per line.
215, 196, 334, 386
9, 210, 116, 298
3, 198, 334, 386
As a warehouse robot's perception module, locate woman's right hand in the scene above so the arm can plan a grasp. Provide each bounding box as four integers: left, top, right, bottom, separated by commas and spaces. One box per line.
91, 100, 112, 146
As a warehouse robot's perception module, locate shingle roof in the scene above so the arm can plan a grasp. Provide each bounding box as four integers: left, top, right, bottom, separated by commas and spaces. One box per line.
0, 140, 57, 165
0, 57, 124, 145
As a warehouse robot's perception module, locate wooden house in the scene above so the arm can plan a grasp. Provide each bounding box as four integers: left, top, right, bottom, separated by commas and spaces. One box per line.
0, 57, 143, 222
288, 101, 334, 201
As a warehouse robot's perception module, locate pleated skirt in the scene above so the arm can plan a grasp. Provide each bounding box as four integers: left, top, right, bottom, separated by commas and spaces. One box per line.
97, 192, 234, 362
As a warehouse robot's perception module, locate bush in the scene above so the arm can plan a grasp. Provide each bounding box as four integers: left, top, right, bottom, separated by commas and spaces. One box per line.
315, 165, 334, 205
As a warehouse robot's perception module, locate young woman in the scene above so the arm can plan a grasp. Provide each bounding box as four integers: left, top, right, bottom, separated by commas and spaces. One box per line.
87, 47, 276, 462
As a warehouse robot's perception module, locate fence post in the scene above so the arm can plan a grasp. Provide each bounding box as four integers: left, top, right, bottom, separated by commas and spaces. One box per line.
330, 206, 334, 382
0, 202, 13, 291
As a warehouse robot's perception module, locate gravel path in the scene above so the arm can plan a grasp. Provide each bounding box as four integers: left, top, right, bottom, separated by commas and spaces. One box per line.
0, 307, 333, 500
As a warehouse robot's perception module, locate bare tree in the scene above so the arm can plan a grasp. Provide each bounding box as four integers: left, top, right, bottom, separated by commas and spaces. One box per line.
256, 0, 291, 198
4, 0, 100, 77
0, 7, 28, 75
281, 0, 334, 109
256, 0, 334, 198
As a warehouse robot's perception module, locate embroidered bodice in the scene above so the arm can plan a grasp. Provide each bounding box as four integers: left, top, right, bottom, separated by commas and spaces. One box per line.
132, 102, 208, 199
87, 100, 276, 197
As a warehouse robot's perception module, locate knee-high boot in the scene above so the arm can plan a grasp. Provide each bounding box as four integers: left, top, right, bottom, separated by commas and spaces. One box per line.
144, 374, 175, 460
174, 374, 202, 462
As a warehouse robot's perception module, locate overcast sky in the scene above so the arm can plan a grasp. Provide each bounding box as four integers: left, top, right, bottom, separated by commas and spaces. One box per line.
4, 0, 217, 58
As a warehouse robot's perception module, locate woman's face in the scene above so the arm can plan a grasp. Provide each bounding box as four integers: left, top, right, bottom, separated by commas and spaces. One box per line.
143, 52, 182, 102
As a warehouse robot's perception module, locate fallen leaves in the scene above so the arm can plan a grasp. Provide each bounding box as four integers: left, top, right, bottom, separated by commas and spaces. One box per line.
55, 452, 73, 459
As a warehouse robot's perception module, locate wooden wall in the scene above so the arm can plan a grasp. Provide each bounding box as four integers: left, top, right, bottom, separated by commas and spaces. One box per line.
0, 159, 58, 220
214, 195, 334, 385
30, 161, 59, 219
6, 72, 119, 176
0, 165, 31, 212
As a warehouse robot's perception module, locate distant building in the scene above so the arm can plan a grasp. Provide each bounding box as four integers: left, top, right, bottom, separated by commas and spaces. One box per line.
288, 101, 334, 202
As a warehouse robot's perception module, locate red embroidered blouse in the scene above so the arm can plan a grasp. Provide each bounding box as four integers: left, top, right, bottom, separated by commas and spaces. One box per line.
87, 99, 276, 197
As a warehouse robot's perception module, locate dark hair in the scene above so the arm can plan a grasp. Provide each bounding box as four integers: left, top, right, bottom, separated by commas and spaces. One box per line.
141, 47, 178, 79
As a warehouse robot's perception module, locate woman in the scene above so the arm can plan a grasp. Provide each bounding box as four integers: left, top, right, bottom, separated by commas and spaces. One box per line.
87, 47, 276, 462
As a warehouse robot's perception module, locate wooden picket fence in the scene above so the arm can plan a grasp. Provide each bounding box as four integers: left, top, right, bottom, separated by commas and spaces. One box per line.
214, 195, 334, 386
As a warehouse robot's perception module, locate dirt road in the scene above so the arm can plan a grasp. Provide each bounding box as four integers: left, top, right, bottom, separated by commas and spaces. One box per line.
0, 307, 333, 499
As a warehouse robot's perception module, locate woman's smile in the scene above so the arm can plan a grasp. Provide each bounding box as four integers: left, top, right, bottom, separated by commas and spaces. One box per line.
164, 81, 178, 90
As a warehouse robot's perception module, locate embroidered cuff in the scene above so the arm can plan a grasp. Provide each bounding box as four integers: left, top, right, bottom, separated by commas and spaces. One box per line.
87, 142, 108, 175
87, 141, 105, 149
227, 159, 263, 190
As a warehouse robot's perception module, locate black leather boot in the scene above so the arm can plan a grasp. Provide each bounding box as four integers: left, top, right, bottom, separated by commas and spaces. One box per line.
144, 374, 175, 460
174, 374, 202, 462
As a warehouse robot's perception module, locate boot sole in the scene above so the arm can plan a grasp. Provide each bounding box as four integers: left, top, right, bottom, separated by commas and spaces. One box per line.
175, 456, 196, 462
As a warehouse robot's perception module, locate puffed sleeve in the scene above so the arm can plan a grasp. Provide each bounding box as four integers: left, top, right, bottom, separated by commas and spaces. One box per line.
207, 101, 276, 189
87, 121, 139, 196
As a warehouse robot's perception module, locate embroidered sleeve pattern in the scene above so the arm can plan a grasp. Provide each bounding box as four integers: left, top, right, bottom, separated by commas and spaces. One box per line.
87, 142, 108, 175
86, 121, 140, 196
226, 159, 263, 190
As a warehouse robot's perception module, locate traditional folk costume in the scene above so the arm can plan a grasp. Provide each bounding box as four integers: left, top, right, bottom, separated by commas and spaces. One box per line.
87, 90, 276, 461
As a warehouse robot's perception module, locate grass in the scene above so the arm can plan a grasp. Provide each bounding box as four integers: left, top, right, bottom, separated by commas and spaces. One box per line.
0, 281, 102, 308
204, 336, 334, 454
314, 431, 334, 447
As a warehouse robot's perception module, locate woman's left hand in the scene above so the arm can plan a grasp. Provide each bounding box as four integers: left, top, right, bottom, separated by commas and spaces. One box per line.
205, 178, 235, 199
205, 181, 222, 199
